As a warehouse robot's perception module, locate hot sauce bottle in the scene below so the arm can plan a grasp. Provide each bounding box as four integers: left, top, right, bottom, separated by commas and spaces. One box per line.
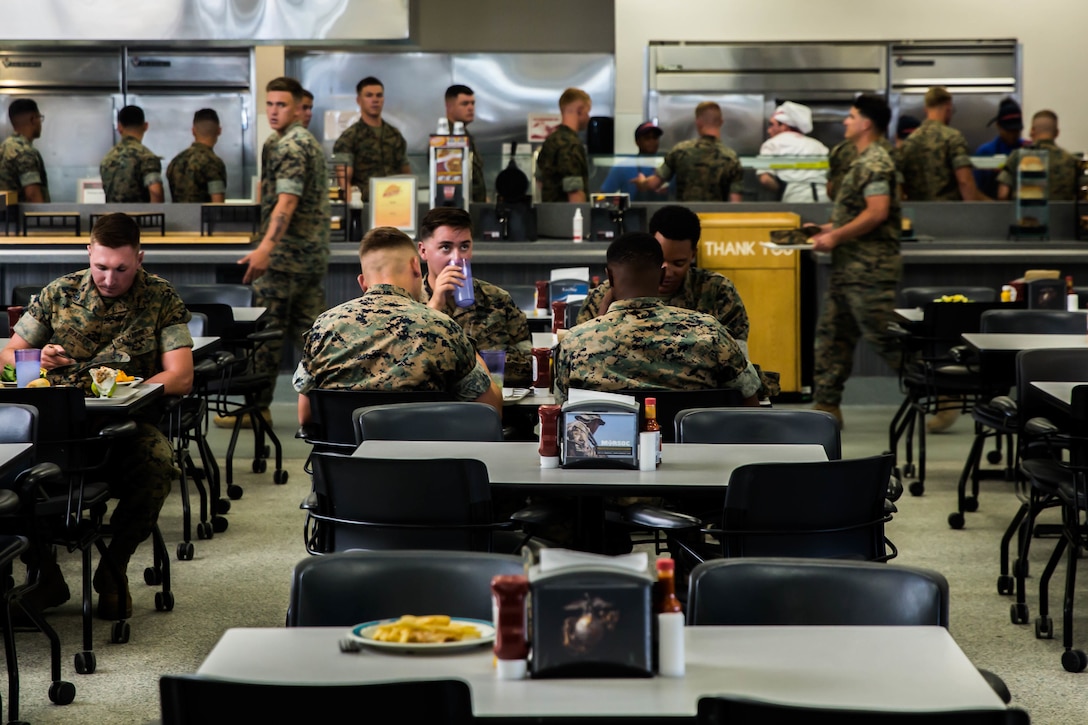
655, 558, 685, 677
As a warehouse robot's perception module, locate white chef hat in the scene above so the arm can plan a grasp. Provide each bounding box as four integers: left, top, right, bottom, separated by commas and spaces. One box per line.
772, 101, 814, 135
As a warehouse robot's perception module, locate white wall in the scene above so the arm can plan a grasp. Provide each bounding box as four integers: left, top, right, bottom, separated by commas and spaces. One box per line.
615, 0, 1088, 153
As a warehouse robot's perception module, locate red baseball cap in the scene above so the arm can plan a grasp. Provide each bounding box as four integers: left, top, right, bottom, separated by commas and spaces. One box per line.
634, 121, 663, 141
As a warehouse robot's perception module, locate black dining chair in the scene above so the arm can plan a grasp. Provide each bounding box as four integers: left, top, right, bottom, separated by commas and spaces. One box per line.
613, 388, 747, 443
696, 696, 1029, 724
675, 407, 842, 459
898, 286, 998, 307
354, 401, 504, 443
286, 550, 524, 627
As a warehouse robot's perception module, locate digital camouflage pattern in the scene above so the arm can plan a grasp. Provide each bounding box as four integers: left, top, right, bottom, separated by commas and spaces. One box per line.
332, 119, 409, 197
421, 276, 532, 387
826, 136, 896, 199
292, 283, 492, 401
898, 119, 973, 201
534, 124, 588, 202
166, 142, 227, 203
576, 266, 751, 346
814, 142, 903, 407
0, 133, 50, 201
554, 297, 761, 400
14, 267, 190, 567
997, 139, 1079, 201
565, 417, 602, 457
468, 131, 486, 202
251, 268, 326, 407
100, 136, 162, 203
656, 136, 743, 202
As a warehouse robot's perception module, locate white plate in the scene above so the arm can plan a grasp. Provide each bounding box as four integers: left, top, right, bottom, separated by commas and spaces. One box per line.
347, 618, 495, 653
116, 377, 144, 386
503, 387, 530, 402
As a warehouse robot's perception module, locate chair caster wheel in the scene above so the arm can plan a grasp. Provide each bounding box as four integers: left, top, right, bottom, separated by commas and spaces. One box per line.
176, 541, 194, 561
155, 591, 175, 612
216, 498, 232, 514
908, 481, 925, 497
1013, 559, 1029, 578
1010, 602, 1029, 624
997, 575, 1013, 595
144, 566, 162, 586
74, 650, 96, 674
273, 469, 289, 485
212, 516, 229, 533
48, 680, 76, 705
986, 450, 1003, 464
963, 496, 979, 512
903, 463, 916, 477
948, 512, 965, 529
1062, 649, 1088, 673
252, 458, 267, 474
261, 444, 271, 458
1035, 616, 1054, 639
196, 522, 211, 540
227, 485, 244, 500
110, 620, 130, 644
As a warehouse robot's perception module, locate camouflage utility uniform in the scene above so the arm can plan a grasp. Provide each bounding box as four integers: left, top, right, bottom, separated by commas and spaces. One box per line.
827, 137, 896, 199
467, 130, 486, 203
166, 142, 227, 203
293, 283, 491, 400
898, 120, 972, 201
332, 120, 409, 198
100, 136, 162, 203
421, 276, 532, 387
656, 136, 743, 202
14, 268, 192, 582
554, 297, 761, 400
535, 125, 588, 203
577, 267, 751, 355
253, 121, 331, 406
566, 416, 602, 458
997, 139, 1079, 201
813, 142, 903, 407
0, 133, 50, 201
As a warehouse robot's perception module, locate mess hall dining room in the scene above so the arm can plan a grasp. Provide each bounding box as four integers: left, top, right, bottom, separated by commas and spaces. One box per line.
3, 1, 1088, 723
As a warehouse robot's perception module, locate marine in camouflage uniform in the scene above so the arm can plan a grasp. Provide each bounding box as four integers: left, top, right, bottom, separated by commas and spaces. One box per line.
535, 124, 588, 203
813, 143, 903, 408
997, 139, 1079, 201
292, 283, 492, 400
554, 297, 761, 401
14, 267, 192, 601
166, 142, 227, 203
466, 131, 486, 203
827, 136, 899, 200
656, 136, 743, 202
100, 136, 162, 203
420, 276, 532, 387
566, 415, 604, 458
253, 120, 331, 407
332, 120, 409, 198
0, 133, 50, 202
897, 119, 973, 201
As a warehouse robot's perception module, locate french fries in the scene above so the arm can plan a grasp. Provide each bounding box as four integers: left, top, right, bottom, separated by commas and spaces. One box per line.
369, 615, 482, 644
116, 370, 135, 383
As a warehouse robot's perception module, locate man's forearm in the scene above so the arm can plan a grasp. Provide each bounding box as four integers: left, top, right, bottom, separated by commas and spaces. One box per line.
261, 195, 299, 247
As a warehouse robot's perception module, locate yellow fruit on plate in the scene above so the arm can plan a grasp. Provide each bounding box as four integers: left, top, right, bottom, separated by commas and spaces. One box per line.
26, 378, 51, 388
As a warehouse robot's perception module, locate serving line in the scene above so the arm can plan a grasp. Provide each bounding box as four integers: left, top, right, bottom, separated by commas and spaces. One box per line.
196, 626, 1005, 719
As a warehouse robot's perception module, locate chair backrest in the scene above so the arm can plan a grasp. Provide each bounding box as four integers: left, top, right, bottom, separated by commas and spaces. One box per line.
307, 388, 456, 451
696, 696, 1030, 725
184, 303, 237, 339
172, 283, 253, 307
720, 454, 894, 560
981, 309, 1085, 334
309, 453, 496, 552
898, 286, 997, 306
614, 389, 747, 443
0, 308, 8, 337
0, 388, 88, 469
564, 300, 583, 329
1025, 278, 1065, 310
914, 301, 1009, 359
1016, 348, 1088, 422
186, 311, 208, 337
287, 550, 524, 626
11, 284, 44, 307
687, 557, 948, 627
0, 402, 37, 445
354, 402, 503, 443
675, 407, 841, 459
160, 675, 472, 725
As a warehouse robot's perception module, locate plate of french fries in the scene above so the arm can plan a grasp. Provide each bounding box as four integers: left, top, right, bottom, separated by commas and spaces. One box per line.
348, 615, 495, 652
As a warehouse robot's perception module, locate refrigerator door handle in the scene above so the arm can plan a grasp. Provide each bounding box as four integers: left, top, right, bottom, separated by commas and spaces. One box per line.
241, 106, 248, 131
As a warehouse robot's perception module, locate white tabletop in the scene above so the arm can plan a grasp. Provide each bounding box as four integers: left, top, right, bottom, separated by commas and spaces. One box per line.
962, 333, 1088, 352
351, 441, 827, 492
895, 307, 923, 323
1030, 381, 1088, 411
196, 626, 1004, 717
231, 307, 267, 324
0, 442, 33, 477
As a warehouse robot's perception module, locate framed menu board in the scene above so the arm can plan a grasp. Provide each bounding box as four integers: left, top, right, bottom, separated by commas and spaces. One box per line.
368, 175, 417, 234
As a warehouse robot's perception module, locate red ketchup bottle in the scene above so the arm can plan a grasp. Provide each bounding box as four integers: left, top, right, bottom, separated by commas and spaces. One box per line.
491, 574, 530, 680
535, 280, 550, 312
538, 404, 561, 468
532, 347, 552, 396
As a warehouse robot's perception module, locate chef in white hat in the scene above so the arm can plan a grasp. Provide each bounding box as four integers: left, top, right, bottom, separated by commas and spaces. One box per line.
758, 101, 830, 203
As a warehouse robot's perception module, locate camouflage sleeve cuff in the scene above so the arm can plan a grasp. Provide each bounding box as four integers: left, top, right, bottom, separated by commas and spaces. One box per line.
952, 154, 974, 170
18, 171, 43, 188
453, 361, 493, 401
160, 323, 194, 353
655, 162, 674, 182
292, 361, 314, 394
561, 176, 585, 193
863, 180, 891, 197
143, 172, 163, 189
12, 314, 49, 348
330, 151, 353, 165
276, 178, 304, 197
207, 180, 227, 195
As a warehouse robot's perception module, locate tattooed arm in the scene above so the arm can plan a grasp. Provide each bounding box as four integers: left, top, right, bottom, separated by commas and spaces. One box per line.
239, 193, 300, 283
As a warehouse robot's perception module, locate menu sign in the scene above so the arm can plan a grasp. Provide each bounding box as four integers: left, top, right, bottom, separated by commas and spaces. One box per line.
369, 175, 417, 234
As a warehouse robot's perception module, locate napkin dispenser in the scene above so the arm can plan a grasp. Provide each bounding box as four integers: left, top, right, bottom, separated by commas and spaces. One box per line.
528, 563, 653, 678
560, 399, 639, 469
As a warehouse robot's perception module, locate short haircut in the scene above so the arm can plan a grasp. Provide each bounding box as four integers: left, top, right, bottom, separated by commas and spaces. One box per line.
1033, 109, 1059, 125
606, 232, 665, 270
90, 212, 141, 250
8, 98, 39, 123
445, 84, 474, 101
649, 205, 701, 247
117, 105, 146, 128
419, 207, 472, 240
193, 108, 220, 125
359, 226, 415, 260
853, 94, 891, 136
356, 76, 384, 94
302, 89, 314, 102
266, 76, 304, 101
559, 87, 590, 111
924, 86, 953, 108
695, 101, 722, 123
